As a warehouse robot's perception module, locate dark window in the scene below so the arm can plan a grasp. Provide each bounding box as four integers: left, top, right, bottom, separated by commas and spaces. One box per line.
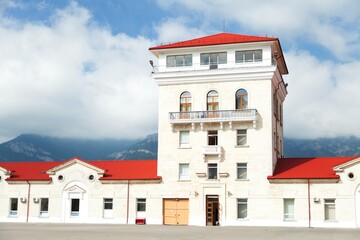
71, 199, 80, 216
208, 163, 218, 179
237, 130, 247, 146
137, 198, 146, 212
235, 50, 262, 63
104, 198, 113, 210
200, 52, 227, 65
208, 131, 218, 146
237, 163, 247, 179
237, 198, 248, 218
167, 54, 192, 67
10, 198, 18, 216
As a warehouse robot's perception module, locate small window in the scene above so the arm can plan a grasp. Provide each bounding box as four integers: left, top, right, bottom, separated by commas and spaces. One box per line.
235, 50, 262, 63
103, 198, 113, 218
237, 198, 247, 219
208, 131, 218, 146
235, 89, 248, 109
167, 54, 192, 67
58, 175, 64, 182
137, 198, 146, 212
207, 90, 219, 111
179, 131, 190, 148
88, 175, 95, 181
284, 198, 295, 220
40, 198, 49, 217
324, 199, 336, 221
200, 52, 227, 65
10, 198, 18, 216
180, 91, 192, 112
208, 163, 218, 180
237, 130, 247, 146
179, 163, 190, 180
237, 163, 247, 180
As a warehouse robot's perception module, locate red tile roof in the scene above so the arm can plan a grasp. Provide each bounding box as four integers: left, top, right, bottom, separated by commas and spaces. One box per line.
0, 159, 161, 182
268, 157, 358, 180
149, 32, 278, 50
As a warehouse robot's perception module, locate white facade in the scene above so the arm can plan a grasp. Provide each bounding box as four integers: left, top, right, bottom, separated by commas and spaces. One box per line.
1, 33, 360, 228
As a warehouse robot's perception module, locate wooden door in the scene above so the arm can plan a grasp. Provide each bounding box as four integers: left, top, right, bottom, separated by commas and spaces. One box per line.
163, 199, 189, 225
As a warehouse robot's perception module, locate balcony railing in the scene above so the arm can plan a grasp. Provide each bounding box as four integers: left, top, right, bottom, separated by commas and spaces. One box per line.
169, 109, 257, 124
201, 145, 222, 155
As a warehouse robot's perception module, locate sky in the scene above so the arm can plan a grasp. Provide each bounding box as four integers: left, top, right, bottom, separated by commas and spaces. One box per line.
0, 0, 360, 143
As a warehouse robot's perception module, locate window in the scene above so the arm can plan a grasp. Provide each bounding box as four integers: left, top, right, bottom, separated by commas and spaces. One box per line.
237, 198, 247, 219
207, 90, 219, 111
179, 163, 190, 180
237, 130, 247, 146
237, 163, 247, 180
179, 131, 190, 148
137, 199, 146, 212
71, 199, 80, 217
324, 199, 336, 221
283, 199, 295, 220
167, 54, 192, 67
180, 91, 192, 112
208, 131, 218, 146
103, 198, 113, 218
200, 52, 227, 66
208, 163, 218, 179
236, 89, 248, 109
10, 198, 18, 216
235, 50, 262, 63
40, 198, 49, 217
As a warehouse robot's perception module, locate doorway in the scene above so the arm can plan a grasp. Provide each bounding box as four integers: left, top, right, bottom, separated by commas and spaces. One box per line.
206, 195, 219, 226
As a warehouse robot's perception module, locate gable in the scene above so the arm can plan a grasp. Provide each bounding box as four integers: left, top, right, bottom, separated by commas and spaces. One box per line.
46, 157, 105, 176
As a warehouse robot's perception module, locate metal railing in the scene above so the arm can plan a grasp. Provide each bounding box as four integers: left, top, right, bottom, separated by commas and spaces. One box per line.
169, 109, 257, 123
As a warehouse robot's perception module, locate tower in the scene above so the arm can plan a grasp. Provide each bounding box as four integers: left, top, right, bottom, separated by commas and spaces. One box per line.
150, 33, 288, 226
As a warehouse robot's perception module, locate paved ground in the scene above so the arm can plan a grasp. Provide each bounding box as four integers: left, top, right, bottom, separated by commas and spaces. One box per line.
1, 223, 360, 240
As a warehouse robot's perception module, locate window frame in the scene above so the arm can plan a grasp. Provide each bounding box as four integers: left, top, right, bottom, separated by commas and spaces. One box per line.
235, 89, 248, 110
235, 49, 263, 63
207, 163, 218, 180
166, 54, 192, 67
136, 198, 146, 212
207, 90, 219, 111
179, 131, 190, 148
236, 163, 247, 180
200, 52, 227, 66
180, 91, 192, 112
236, 129, 247, 146
40, 198, 49, 217
237, 198, 248, 219
70, 198, 80, 217
283, 198, 295, 221
208, 130, 218, 146
179, 163, 190, 181
324, 199, 336, 221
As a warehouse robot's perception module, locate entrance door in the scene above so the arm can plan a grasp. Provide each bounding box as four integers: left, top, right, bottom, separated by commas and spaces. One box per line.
206, 195, 219, 226
163, 198, 189, 225
71, 199, 80, 217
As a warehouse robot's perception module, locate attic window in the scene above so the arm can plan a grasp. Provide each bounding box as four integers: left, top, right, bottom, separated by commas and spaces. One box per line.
89, 175, 95, 181
235, 50, 262, 63
348, 172, 355, 180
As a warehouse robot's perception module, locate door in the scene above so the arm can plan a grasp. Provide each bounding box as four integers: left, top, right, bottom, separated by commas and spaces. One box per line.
206, 195, 219, 226
163, 199, 189, 225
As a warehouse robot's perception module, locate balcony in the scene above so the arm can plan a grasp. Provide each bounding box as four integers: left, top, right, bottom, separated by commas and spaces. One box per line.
169, 109, 258, 129
201, 145, 222, 160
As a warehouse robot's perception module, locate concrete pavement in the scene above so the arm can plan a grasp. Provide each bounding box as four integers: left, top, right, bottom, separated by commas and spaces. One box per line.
1, 223, 360, 240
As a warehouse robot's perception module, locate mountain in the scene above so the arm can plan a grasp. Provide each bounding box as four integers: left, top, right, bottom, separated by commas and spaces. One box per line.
107, 133, 158, 160
1, 133, 360, 162
0, 134, 137, 162
283, 136, 360, 157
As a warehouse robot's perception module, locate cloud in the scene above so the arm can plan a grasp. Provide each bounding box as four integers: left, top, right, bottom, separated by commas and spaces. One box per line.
284, 50, 360, 139
0, 2, 158, 141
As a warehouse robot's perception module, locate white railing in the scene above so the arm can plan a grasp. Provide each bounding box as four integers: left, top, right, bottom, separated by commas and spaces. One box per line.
169, 109, 257, 123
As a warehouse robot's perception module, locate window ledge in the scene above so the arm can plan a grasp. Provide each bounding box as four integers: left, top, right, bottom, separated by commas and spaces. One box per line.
178, 180, 191, 182
235, 145, 249, 148
235, 179, 250, 182
236, 218, 249, 221
206, 179, 220, 182
283, 219, 297, 222
324, 220, 338, 222
178, 146, 191, 149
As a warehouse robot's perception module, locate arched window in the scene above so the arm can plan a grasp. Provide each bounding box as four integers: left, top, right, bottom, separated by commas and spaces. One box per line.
207, 90, 219, 111
180, 91, 192, 112
235, 89, 248, 109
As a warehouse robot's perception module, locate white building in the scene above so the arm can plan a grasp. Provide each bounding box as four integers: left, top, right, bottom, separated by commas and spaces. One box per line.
1, 32, 360, 228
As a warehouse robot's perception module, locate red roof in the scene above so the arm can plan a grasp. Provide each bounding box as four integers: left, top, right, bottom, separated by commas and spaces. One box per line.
149, 32, 278, 50
0, 159, 161, 182
268, 157, 357, 180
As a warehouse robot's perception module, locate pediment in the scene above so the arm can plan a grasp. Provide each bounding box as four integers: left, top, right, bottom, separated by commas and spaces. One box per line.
333, 157, 360, 172
64, 184, 86, 193
46, 157, 105, 175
